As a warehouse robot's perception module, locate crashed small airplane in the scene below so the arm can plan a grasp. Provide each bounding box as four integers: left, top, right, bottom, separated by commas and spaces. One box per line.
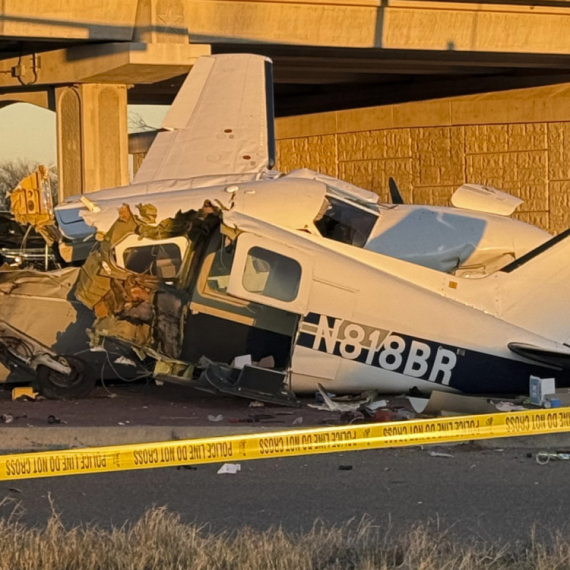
1, 53, 569, 405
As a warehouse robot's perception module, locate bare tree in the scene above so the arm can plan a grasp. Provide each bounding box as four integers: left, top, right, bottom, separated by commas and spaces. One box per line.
128, 112, 158, 133
0, 159, 58, 211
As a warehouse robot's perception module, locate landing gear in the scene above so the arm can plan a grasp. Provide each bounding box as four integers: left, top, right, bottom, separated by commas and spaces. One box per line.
34, 355, 95, 400
0, 320, 96, 400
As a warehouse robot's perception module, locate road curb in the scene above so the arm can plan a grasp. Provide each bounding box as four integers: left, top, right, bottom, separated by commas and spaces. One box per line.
0, 425, 284, 453
1, 424, 570, 454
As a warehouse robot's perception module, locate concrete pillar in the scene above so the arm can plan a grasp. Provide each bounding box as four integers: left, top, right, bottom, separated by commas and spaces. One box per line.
56, 83, 129, 200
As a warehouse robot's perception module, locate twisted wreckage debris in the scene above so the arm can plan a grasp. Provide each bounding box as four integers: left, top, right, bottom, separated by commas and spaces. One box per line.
0, 200, 300, 405
2, 53, 570, 409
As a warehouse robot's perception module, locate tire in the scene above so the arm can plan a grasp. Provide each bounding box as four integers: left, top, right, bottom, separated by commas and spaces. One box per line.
35, 355, 96, 400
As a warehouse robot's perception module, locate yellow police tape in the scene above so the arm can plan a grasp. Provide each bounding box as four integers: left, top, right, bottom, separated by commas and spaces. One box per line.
2, 406, 570, 480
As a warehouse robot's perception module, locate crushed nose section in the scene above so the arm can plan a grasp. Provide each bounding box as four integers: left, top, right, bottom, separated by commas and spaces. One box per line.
75, 200, 222, 362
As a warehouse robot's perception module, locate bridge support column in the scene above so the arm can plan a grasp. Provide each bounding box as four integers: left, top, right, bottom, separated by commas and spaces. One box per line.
56, 83, 129, 201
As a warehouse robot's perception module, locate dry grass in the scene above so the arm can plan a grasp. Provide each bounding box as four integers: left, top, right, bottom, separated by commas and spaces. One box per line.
0, 505, 569, 570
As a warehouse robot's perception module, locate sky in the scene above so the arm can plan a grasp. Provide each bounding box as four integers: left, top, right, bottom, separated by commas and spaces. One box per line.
0, 103, 170, 166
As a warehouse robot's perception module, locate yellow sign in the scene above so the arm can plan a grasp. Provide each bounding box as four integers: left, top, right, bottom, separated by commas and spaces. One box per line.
1, 407, 569, 480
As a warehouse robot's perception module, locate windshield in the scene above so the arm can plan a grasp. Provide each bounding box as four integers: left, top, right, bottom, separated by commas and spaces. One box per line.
314, 196, 378, 247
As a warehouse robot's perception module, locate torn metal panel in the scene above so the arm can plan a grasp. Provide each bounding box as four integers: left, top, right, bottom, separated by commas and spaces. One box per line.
200, 364, 300, 407
153, 358, 194, 381
155, 291, 184, 359
0, 319, 71, 376
76, 201, 223, 363
409, 391, 498, 416
0, 266, 79, 298
9, 165, 60, 245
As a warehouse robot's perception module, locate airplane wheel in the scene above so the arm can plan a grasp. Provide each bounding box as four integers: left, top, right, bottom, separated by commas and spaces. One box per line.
35, 355, 96, 400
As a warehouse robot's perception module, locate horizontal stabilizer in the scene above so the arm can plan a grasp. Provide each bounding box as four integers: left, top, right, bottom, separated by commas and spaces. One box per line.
508, 342, 570, 370
497, 228, 570, 344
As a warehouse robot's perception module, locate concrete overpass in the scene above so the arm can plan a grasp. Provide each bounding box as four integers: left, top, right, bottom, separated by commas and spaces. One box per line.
2, 0, 570, 200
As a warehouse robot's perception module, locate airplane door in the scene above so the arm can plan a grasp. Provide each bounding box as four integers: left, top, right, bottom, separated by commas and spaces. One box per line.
226, 233, 313, 315
290, 281, 356, 388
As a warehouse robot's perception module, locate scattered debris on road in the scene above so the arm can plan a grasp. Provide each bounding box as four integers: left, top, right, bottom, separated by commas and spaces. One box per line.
47, 414, 64, 425
217, 463, 241, 475
534, 451, 570, 465
428, 451, 454, 459
12, 387, 38, 401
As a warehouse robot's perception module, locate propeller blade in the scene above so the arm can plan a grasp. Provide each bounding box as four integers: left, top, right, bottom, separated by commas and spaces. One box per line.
388, 177, 404, 204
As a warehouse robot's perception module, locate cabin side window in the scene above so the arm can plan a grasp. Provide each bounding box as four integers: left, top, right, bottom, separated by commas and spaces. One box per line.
242, 247, 301, 302
114, 235, 190, 283
122, 243, 182, 279
206, 237, 236, 294
314, 195, 377, 247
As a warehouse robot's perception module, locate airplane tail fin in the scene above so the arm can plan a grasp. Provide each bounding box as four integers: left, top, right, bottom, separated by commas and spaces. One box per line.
499, 228, 570, 343
133, 54, 275, 185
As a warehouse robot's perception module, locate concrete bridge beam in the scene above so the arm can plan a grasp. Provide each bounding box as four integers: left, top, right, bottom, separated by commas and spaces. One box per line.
187, 0, 570, 54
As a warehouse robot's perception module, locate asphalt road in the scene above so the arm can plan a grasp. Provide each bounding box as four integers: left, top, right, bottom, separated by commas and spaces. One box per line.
0, 445, 567, 543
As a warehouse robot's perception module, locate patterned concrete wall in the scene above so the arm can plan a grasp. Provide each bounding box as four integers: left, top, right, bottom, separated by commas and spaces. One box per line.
276, 85, 570, 234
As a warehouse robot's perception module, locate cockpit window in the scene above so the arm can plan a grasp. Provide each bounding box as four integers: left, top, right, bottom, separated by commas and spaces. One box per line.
123, 243, 182, 280
314, 196, 378, 247
242, 247, 301, 302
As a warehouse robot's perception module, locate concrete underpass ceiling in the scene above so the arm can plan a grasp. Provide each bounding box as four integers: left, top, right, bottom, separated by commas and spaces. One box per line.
3, 39, 570, 116
128, 44, 570, 116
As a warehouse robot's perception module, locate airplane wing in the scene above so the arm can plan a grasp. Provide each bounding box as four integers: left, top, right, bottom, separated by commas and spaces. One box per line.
508, 342, 570, 370
133, 54, 275, 185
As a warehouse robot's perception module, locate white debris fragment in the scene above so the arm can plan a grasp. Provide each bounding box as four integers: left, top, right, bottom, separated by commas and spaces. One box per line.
208, 414, 224, 422
308, 384, 375, 412
232, 354, 252, 369
362, 400, 388, 413
428, 451, 454, 458
114, 356, 137, 367
292, 417, 303, 425
217, 463, 241, 474
495, 402, 526, 412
